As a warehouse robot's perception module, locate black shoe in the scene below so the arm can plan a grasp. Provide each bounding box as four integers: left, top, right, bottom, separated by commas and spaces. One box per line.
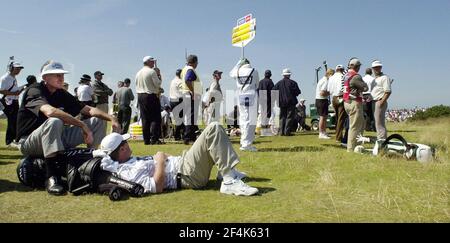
46, 176, 66, 196
151, 140, 165, 145
183, 140, 190, 145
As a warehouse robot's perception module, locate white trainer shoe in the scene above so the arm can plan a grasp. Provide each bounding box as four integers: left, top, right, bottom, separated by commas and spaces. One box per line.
240, 146, 258, 152
220, 179, 259, 196
318, 133, 331, 140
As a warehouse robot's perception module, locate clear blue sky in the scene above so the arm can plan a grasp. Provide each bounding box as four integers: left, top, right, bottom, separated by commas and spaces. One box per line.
1, 0, 449, 109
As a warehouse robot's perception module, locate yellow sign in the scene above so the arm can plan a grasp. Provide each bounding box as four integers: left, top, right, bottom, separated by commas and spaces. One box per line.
232, 15, 256, 47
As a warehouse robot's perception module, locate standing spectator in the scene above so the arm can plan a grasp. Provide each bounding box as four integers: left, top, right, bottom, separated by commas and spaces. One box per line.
258, 70, 275, 136
207, 70, 224, 124
316, 69, 334, 139
136, 56, 163, 145
343, 58, 368, 152
328, 64, 346, 143
169, 69, 184, 141
296, 99, 309, 131
116, 78, 134, 134
92, 70, 113, 138
17, 60, 120, 195
371, 60, 392, 140
159, 88, 170, 111
180, 55, 203, 145
77, 74, 95, 107
112, 81, 124, 117
273, 68, 301, 136
230, 58, 260, 152
362, 68, 376, 131
0, 60, 25, 146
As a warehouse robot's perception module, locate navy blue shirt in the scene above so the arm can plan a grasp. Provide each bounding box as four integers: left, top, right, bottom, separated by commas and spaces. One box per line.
16, 81, 85, 140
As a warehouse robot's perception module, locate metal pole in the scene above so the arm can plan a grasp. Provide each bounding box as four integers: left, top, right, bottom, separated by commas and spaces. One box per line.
241, 42, 245, 59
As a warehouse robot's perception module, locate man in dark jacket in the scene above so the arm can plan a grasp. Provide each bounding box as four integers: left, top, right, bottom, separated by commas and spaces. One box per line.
258, 70, 275, 136
273, 69, 301, 136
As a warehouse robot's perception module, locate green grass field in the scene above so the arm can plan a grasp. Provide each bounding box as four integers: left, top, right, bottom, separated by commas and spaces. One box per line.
0, 118, 448, 222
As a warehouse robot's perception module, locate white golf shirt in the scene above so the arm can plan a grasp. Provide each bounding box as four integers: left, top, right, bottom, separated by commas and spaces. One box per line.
0, 72, 20, 104
102, 156, 182, 194
77, 84, 94, 102
327, 72, 344, 97
371, 74, 392, 101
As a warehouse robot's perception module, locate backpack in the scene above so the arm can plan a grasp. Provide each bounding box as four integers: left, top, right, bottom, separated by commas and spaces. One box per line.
17, 148, 145, 201
372, 134, 434, 163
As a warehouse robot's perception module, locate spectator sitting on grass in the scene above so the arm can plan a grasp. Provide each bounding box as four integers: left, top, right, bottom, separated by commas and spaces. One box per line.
96, 122, 259, 196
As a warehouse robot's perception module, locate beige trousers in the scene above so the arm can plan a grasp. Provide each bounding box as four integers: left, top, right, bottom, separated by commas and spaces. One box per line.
344, 100, 364, 152
178, 122, 240, 189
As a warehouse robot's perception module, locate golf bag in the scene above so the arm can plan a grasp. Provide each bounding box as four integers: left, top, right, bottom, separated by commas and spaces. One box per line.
17, 148, 145, 201
372, 134, 434, 163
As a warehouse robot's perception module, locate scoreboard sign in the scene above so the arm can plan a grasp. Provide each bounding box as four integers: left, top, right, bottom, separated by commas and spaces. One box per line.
232, 14, 256, 47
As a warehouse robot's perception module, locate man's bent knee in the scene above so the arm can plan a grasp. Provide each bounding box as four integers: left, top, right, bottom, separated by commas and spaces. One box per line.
44, 118, 64, 132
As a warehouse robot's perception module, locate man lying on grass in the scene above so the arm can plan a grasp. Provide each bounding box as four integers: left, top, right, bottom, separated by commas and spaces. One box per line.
96, 122, 259, 196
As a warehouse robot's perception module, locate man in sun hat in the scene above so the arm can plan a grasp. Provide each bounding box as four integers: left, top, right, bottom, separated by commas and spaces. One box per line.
1, 59, 25, 146
273, 68, 301, 136
136, 55, 164, 145
96, 122, 258, 196
371, 60, 392, 140
16, 60, 121, 196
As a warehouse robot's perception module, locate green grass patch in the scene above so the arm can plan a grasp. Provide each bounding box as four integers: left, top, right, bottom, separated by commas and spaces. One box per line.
0, 118, 449, 222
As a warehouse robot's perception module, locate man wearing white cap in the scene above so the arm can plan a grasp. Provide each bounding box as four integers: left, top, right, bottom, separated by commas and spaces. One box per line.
327, 64, 346, 142
343, 58, 368, 152
273, 68, 301, 136
371, 60, 392, 140
97, 122, 259, 196
230, 58, 260, 151
0, 60, 25, 146
16, 60, 121, 195
135, 55, 163, 145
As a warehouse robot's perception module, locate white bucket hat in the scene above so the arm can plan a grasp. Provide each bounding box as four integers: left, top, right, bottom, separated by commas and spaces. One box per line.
282, 68, 292, 76
100, 133, 131, 155
40, 61, 69, 76
371, 60, 383, 68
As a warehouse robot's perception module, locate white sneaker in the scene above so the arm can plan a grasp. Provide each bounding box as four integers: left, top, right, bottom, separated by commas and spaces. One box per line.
7, 142, 20, 149
260, 128, 274, 137
318, 133, 331, 139
220, 179, 259, 196
217, 169, 248, 181
240, 146, 258, 152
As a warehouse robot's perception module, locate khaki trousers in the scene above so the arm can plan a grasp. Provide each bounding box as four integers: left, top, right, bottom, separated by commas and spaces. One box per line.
332, 96, 346, 142
344, 100, 364, 152
178, 122, 240, 189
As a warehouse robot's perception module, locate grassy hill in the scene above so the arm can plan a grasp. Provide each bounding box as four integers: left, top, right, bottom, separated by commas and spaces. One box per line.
0, 118, 448, 222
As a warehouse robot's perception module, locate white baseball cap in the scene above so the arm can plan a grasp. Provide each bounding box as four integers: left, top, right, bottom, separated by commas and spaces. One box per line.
143, 56, 156, 63
335, 64, 344, 70
371, 60, 383, 68
100, 133, 131, 155
282, 68, 292, 76
11, 61, 24, 69
40, 61, 69, 76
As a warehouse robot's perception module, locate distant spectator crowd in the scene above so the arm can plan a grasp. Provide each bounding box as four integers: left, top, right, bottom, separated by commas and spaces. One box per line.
385, 107, 425, 122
